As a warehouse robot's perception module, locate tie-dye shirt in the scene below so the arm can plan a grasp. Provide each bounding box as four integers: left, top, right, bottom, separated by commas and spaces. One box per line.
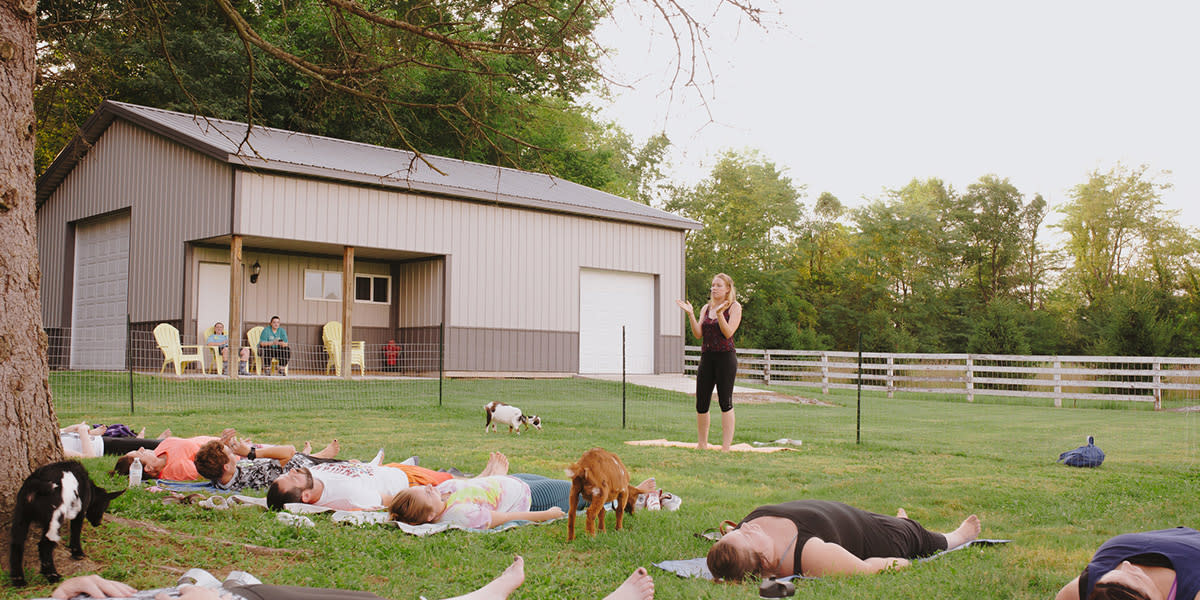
436, 475, 531, 529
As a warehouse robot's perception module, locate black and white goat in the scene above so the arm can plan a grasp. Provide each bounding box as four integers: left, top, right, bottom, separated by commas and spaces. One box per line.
484, 401, 542, 434
9, 461, 124, 586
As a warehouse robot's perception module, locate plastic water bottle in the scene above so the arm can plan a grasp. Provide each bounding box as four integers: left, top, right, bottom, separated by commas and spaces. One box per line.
129, 457, 142, 487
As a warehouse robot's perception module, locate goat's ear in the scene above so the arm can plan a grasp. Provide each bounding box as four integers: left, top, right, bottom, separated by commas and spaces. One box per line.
106, 488, 126, 501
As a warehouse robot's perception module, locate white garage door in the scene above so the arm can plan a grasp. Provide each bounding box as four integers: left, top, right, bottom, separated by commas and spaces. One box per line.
579, 269, 654, 374
71, 213, 130, 370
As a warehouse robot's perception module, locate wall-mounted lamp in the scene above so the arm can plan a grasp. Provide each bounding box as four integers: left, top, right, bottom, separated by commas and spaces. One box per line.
249, 260, 261, 284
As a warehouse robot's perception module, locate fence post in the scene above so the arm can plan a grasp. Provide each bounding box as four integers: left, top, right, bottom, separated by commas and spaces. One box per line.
821, 352, 829, 395
438, 321, 444, 408
621, 326, 626, 430
127, 313, 135, 415
886, 356, 894, 399
965, 355, 974, 403
856, 333, 862, 445
763, 349, 771, 385
1153, 360, 1162, 410
1053, 358, 1062, 408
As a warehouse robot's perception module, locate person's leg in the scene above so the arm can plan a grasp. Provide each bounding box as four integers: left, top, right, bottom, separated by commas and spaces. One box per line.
442, 555, 525, 600
311, 439, 340, 459
715, 351, 738, 451
511, 474, 575, 512
102, 436, 163, 455
477, 451, 509, 477
602, 567, 654, 600
942, 514, 981, 549
695, 352, 717, 450
279, 346, 290, 367
868, 510, 980, 557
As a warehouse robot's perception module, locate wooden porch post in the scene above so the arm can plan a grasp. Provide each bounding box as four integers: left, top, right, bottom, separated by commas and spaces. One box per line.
229, 236, 243, 379
342, 246, 354, 379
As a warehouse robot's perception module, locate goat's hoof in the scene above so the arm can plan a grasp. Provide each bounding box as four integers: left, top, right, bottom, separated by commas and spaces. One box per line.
42, 572, 61, 584
10, 575, 27, 587
70, 550, 85, 560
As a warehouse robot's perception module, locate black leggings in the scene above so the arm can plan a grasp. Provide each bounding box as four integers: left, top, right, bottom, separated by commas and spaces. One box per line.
696, 350, 737, 414
102, 437, 163, 455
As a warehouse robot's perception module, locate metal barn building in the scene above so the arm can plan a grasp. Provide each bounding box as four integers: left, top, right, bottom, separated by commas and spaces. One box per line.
36, 101, 699, 375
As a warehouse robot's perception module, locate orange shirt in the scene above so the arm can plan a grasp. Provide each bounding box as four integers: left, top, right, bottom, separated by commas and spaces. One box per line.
156, 436, 219, 481
385, 463, 453, 487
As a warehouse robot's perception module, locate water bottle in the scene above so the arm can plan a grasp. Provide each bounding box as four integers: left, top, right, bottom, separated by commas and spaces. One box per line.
129, 457, 142, 487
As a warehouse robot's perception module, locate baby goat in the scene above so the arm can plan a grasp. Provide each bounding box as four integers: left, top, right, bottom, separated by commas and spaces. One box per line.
484, 401, 542, 434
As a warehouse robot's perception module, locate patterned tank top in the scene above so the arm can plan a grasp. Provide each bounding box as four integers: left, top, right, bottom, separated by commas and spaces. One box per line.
701, 306, 736, 353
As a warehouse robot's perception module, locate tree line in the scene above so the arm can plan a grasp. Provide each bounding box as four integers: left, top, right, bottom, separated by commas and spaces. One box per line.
34, 0, 1195, 359
669, 152, 1200, 357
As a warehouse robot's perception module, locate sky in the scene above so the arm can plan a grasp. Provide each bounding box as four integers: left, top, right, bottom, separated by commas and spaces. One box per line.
591, 0, 1200, 229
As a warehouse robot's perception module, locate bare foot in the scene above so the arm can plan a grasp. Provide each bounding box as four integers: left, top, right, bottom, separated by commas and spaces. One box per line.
720, 445, 731, 452
157, 428, 171, 439
943, 514, 981, 549
603, 567, 654, 600
896, 508, 907, 519
635, 478, 656, 494
696, 442, 708, 451
303, 441, 313, 454
137, 427, 146, 438
447, 555, 525, 600
313, 439, 340, 459
479, 452, 510, 477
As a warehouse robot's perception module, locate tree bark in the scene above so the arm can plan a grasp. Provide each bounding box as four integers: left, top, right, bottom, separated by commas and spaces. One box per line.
0, 0, 63, 530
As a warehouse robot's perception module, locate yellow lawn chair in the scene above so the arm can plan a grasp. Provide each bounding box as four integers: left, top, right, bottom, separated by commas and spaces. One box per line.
153, 323, 204, 376
201, 326, 224, 375
323, 321, 365, 376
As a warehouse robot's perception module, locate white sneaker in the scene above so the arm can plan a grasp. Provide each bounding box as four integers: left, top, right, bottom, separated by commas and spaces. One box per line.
661, 492, 682, 511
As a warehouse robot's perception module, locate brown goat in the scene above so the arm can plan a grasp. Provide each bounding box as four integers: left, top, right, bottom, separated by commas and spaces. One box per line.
565, 447, 641, 541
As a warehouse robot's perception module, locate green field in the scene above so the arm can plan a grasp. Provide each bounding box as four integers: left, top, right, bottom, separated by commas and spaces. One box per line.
8, 373, 1199, 599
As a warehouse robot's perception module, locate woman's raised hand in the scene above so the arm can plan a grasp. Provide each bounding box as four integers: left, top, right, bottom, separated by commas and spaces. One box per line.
675, 299, 693, 313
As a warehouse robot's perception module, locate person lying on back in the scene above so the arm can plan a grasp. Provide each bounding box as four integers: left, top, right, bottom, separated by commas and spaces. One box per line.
193, 438, 342, 492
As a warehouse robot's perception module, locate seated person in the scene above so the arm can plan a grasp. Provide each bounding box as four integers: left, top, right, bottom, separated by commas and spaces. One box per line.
60, 423, 172, 458
705, 500, 981, 580
193, 438, 343, 492
267, 452, 507, 511
1054, 527, 1200, 600
44, 555, 655, 600
258, 316, 290, 375
388, 453, 657, 530
207, 322, 230, 369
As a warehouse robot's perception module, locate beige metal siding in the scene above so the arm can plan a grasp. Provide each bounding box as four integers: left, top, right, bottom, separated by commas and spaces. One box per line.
189, 247, 390, 329
38, 121, 231, 326
394, 259, 443, 327
237, 173, 684, 337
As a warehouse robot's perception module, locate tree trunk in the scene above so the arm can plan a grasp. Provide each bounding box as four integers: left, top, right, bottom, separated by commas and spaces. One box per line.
0, 0, 63, 531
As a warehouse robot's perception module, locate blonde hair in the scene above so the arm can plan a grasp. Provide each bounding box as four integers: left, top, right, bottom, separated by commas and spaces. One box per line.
711, 273, 737, 305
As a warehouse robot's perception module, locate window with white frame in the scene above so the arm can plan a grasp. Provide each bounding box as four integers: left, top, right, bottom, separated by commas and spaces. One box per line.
355, 274, 391, 304
304, 270, 343, 301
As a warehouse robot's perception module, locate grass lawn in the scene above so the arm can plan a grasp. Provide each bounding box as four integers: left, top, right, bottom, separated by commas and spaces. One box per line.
6, 373, 1198, 599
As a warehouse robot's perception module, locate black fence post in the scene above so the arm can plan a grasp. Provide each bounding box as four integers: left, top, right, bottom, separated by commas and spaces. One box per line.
127, 314, 135, 415
438, 321, 444, 408
621, 326, 626, 430
856, 332, 862, 445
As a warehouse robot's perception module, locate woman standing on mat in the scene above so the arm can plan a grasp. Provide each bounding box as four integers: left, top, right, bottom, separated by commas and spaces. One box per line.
706, 500, 981, 581
676, 273, 742, 451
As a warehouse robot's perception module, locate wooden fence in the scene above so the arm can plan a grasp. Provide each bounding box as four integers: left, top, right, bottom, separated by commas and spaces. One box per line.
684, 346, 1200, 409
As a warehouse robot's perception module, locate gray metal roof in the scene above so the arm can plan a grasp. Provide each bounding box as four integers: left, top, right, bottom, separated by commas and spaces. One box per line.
37, 101, 701, 230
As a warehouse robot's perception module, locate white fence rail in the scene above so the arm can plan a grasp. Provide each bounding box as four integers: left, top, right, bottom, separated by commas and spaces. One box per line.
684, 346, 1200, 409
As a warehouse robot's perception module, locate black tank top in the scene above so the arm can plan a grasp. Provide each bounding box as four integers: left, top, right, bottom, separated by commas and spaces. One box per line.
739, 500, 921, 574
